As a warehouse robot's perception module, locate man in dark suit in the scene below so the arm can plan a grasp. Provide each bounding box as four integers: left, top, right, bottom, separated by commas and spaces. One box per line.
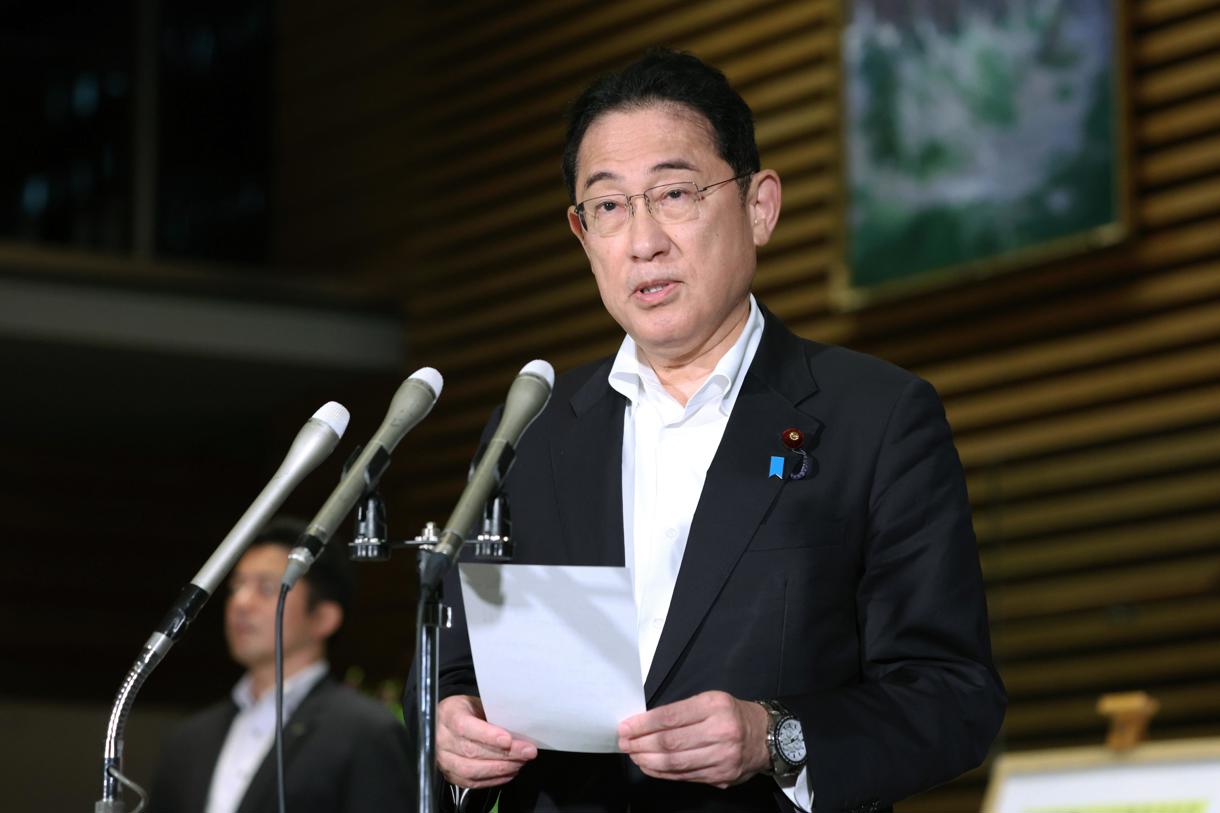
429, 49, 1005, 812
150, 520, 411, 813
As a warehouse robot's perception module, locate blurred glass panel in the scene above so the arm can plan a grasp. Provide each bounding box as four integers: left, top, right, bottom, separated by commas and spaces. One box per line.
0, 2, 136, 252
156, 0, 272, 264
0, 0, 272, 265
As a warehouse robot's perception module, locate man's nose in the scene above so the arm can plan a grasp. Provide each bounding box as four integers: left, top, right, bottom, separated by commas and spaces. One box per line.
628, 200, 670, 261
228, 583, 257, 608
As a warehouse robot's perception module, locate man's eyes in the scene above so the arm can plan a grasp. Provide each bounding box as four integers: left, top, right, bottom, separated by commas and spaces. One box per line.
228, 578, 278, 597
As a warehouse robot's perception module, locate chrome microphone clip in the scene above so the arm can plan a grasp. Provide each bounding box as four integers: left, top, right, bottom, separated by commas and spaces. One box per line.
472, 492, 513, 562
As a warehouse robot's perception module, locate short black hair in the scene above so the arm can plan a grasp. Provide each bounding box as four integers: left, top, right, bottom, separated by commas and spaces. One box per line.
249, 516, 355, 616
562, 47, 760, 204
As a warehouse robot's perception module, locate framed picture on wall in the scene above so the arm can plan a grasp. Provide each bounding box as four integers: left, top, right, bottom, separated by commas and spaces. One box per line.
834, 0, 1131, 307
982, 738, 1220, 813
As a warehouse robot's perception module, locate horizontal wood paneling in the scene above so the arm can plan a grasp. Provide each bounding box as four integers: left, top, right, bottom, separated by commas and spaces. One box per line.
274, 1, 1220, 810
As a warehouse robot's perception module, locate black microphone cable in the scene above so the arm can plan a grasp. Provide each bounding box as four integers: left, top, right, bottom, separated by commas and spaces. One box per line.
274, 583, 290, 813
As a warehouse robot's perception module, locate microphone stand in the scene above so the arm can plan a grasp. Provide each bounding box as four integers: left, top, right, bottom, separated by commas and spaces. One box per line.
96, 640, 169, 812
97, 585, 208, 812
349, 486, 511, 813
415, 541, 448, 813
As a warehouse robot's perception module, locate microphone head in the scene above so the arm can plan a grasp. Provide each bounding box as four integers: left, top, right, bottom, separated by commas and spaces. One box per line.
519, 359, 555, 389
375, 367, 443, 455
490, 359, 553, 450
312, 401, 350, 437
408, 366, 444, 398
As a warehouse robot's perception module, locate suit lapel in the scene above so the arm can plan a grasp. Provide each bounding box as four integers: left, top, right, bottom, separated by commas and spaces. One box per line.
194, 703, 239, 807
236, 679, 330, 813
550, 360, 626, 567
644, 309, 822, 700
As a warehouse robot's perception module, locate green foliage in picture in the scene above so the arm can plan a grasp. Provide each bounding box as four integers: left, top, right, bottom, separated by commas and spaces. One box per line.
843, 0, 1125, 293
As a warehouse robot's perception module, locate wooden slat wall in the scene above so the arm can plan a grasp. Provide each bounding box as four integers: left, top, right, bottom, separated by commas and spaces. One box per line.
275, 1, 1220, 810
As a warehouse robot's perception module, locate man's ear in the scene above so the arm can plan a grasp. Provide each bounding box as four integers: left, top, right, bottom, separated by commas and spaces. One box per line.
567, 206, 590, 250
309, 600, 343, 641
750, 170, 782, 246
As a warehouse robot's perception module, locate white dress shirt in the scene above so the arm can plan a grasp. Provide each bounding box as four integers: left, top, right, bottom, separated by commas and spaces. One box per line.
205, 661, 329, 813
607, 295, 813, 811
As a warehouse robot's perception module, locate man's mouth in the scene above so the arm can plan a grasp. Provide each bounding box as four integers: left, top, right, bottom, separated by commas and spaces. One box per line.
635, 280, 677, 300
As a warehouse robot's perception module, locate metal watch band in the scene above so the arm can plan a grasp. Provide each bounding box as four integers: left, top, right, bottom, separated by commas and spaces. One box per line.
758, 699, 804, 776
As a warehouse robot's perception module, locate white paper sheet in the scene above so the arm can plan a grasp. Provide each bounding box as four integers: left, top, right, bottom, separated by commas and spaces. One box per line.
458, 563, 646, 752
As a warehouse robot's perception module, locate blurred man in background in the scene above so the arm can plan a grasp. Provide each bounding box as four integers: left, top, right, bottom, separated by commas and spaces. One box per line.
150, 518, 411, 813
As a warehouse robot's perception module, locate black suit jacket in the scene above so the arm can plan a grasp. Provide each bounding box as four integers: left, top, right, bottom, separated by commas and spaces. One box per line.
150, 677, 412, 813
428, 306, 1005, 813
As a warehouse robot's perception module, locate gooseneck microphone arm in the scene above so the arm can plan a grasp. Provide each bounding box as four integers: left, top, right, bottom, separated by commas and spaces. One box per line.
95, 402, 349, 813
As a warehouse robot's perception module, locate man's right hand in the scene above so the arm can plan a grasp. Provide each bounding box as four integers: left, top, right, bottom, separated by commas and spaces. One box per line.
437, 695, 539, 789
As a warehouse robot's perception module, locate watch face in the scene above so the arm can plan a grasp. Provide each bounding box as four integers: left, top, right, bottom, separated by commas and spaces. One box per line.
776, 718, 806, 763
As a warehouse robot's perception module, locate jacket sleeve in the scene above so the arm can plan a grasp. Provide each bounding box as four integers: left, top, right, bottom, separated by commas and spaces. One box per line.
787, 377, 1005, 811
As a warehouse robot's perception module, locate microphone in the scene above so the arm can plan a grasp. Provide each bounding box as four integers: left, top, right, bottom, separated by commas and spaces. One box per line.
149, 401, 350, 654
283, 367, 443, 588
420, 359, 553, 591
99, 402, 349, 813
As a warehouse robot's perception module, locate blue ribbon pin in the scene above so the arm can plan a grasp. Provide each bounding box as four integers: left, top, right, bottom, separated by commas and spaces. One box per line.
768, 455, 785, 479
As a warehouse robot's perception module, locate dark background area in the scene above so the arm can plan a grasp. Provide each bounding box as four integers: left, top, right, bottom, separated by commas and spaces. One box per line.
0, 8, 420, 804
1, 1, 136, 252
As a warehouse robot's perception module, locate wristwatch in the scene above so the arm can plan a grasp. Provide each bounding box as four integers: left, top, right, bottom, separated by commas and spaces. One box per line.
758, 700, 807, 777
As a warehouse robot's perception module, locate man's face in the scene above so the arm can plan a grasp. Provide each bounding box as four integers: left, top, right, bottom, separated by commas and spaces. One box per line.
567, 104, 772, 365
224, 544, 327, 672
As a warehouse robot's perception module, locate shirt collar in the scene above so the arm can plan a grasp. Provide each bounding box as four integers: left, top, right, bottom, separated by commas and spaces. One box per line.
231, 659, 329, 714
608, 294, 763, 417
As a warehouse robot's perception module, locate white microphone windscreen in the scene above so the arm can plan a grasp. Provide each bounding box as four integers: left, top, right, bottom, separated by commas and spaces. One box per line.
409, 366, 444, 397
520, 359, 554, 388
312, 401, 350, 437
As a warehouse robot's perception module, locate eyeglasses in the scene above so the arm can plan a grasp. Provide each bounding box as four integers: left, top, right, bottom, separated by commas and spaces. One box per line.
574, 173, 752, 237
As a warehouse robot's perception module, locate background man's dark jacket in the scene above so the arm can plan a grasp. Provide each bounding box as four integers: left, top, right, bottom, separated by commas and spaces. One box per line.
151, 677, 411, 813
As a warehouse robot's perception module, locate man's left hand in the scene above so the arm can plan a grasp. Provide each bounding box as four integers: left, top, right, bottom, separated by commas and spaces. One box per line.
617, 691, 771, 788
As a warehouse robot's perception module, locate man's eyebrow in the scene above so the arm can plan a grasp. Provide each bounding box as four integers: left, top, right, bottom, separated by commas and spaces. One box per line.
582, 170, 621, 194
652, 159, 699, 173
581, 160, 701, 194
